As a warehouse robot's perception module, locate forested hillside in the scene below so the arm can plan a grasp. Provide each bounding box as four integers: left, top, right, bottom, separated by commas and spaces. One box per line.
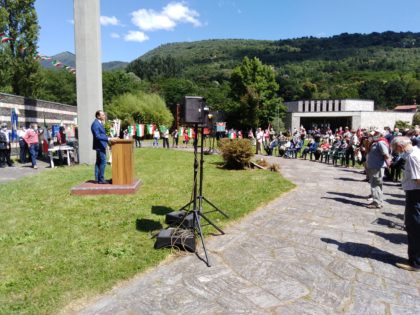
128, 32, 420, 109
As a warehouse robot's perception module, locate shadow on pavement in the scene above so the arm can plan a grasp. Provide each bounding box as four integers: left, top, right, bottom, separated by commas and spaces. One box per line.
382, 212, 404, 221
384, 192, 405, 199
371, 217, 405, 230
385, 198, 405, 206
321, 238, 405, 266
368, 230, 407, 245
335, 177, 365, 182
321, 196, 366, 207
326, 191, 367, 200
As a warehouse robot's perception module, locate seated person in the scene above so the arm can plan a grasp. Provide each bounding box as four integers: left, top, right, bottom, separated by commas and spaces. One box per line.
301, 139, 317, 159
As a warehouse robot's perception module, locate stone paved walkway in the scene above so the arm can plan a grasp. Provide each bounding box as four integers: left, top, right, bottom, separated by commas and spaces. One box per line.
75, 157, 420, 315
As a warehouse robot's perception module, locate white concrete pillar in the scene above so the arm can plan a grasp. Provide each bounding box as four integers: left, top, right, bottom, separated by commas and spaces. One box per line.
74, 0, 103, 164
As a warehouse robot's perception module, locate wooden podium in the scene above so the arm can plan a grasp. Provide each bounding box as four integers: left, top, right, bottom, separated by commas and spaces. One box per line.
111, 139, 134, 185
71, 139, 141, 195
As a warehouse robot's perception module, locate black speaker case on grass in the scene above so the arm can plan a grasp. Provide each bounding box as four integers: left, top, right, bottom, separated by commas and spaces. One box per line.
154, 227, 196, 252
165, 210, 195, 228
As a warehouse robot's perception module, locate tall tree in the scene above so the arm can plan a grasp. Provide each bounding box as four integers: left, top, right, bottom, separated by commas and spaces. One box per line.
0, 0, 41, 97
230, 57, 283, 129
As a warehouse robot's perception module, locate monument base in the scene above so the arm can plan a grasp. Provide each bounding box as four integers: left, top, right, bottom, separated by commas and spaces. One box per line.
71, 179, 142, 196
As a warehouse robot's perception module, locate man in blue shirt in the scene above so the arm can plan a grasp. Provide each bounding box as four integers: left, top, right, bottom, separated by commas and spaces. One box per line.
91, 110, 110, 184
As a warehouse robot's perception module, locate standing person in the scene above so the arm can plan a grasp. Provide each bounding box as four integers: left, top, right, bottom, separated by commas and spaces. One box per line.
91, 110, 110, 184
256, 128, 263, 154
162, 128, 170, 149
172, 128, 179, 148
0, 123, 13, 167
153, 128, 160, 147
366, 129, 391, 208
17, 125, 27, 163
183, 129, 190, 147
392, 137, 420, 271
23, 123, 39, 169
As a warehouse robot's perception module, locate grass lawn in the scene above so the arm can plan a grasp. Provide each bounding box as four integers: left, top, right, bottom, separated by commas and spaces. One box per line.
0, 148, 294, 314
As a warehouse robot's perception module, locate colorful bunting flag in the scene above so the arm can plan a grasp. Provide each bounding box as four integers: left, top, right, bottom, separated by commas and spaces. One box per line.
136, 124, 144, 137
188, 128, 193, 137
146, 124, 155, 135
178, 127, 184, 135
127, 125, 133, 136
1, 36, 13, 43
228, 132, 237, 139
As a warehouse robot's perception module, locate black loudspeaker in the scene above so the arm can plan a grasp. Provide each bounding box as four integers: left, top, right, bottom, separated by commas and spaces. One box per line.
154, 228, 196, 252
165, 210, 195, 228
182, 96, 204, 124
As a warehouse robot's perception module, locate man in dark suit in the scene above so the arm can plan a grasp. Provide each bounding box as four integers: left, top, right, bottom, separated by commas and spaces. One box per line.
91, 110, 110, 184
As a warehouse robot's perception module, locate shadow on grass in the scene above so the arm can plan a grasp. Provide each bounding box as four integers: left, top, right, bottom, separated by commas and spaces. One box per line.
368, 230, 407, 245
321, 196, 366, 207
321, 238, 405, 266
136, 218, 162, 232
152, 206, 176, 216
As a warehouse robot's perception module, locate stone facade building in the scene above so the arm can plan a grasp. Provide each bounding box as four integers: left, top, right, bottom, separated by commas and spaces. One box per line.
285, 99, 415, 131
0, 93, 77, 127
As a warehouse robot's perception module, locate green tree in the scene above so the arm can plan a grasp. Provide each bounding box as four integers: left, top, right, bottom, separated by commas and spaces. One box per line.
230, 57, 283, 129
157, 78, 198, 105
102, 70, 144, 105
359, 80, 386, 109
37, 68, 76, 105
105, 92, 173, 127
0, 0, 41, 97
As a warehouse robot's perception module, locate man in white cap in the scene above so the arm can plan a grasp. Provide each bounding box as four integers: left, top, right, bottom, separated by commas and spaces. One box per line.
366, 129, 391, 208
392, 136, 420, 271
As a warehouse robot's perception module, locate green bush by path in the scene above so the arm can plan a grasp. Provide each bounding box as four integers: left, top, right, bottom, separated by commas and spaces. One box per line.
0, 149, 294, 314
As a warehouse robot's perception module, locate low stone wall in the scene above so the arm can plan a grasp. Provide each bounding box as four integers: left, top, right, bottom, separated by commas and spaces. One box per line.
0, 93, 77, 127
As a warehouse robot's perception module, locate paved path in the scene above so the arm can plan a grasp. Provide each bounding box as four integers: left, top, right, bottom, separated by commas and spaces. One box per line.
74, 157, 419, 314
0, 160, 50, 184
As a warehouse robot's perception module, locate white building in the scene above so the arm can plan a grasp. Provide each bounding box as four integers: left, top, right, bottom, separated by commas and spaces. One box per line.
285, 99, 415, 131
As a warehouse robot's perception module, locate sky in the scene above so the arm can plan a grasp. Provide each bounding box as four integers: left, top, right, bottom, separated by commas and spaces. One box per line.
34, 0, 420, 62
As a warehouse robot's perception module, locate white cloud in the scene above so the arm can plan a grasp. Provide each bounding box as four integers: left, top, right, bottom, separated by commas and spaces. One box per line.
100, 16, 120, 26
124, 31, 149, 42
110, 32, 120, 39
131, 2, 201, 32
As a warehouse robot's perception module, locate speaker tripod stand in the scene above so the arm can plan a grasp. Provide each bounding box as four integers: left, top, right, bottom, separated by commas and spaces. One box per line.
178, 123, 228, 267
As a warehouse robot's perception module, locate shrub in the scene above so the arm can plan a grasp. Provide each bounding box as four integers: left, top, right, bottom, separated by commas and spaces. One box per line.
413, 112, 420, 126
394, 120, 411, 130
218, 139, 254, 169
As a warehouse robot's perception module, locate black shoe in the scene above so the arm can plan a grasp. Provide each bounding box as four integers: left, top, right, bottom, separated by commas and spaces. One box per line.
98, 181, 108, 184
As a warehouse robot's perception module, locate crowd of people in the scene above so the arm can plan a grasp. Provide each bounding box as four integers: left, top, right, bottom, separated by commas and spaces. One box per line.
0, 123, 73, 169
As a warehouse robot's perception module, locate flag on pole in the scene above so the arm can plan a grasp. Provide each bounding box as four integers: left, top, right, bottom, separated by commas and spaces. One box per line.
178, 127, 184, 135
136, 124, 144, 137
188, 128, 193, 137
159, 125, 168, 132
10, 108, 18, 141
228, 131, 237, 139
127, 125, 133, 136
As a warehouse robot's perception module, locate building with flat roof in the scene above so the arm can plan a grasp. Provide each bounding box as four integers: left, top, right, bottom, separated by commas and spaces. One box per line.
285, 99, 415, 131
